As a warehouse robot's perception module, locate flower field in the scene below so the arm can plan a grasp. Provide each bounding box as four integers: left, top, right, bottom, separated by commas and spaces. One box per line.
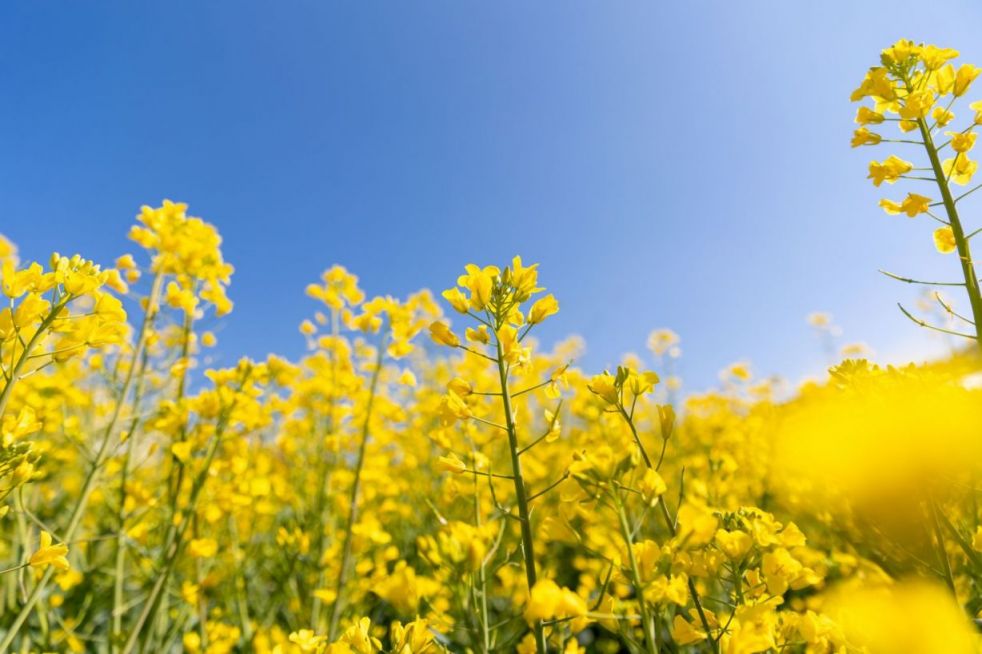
3, 39, 982, 654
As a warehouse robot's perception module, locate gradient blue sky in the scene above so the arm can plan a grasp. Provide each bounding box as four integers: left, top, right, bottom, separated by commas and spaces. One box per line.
2, 1, 981, 390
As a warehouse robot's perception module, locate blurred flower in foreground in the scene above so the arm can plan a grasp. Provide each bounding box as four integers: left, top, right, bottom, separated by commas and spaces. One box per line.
773, 359, 982, 517
828, 580, 977, 654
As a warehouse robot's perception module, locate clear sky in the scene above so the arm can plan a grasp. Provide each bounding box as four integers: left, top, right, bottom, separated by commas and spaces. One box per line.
2, 1, 981, 391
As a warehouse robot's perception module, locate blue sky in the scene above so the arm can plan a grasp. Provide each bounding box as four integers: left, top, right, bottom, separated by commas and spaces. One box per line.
2, 1, 981, 391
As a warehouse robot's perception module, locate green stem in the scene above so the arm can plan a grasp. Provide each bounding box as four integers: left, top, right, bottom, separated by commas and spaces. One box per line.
917, 117, 982, 344
618, 409, 718, 654
472, 449, 491, 654
111, 347, 153, 652
494, 341, 547, 654
120, 375, 245, 654
228, 516, 253, 642
310, 309, 340, 631
615, 496, 658, 654
326, 345, 385, 640
928, 498, 958, 596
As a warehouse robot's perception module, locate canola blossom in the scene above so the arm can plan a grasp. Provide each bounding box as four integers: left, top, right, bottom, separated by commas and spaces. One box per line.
1, 39, 982, 654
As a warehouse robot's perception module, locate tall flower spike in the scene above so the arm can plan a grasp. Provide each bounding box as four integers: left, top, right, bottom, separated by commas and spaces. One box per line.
852, 41, 982, 344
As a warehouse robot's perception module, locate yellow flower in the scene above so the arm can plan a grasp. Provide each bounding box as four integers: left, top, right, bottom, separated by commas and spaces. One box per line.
898, 89, 934, 120
881, 39, 920, 65
879, 193, 932, 217
289, 629, 327, 653
428, 321, 459, 347
947, 131, 977, 153
830, 580, 977, 654
180, 581, 200, 605
29, 531, 69, 572
676, 503, 718, 546
855, 106, 884, 125
505, 256, 541, 301
715, 529, 753, 560
496, 324, 524, 364
0, 234, 19, 268
671, 615, 707, 645
943, 154, 978, 185
658, 404, 676, 439
919, 44, 959, 70
587, 372, 619, 405
933, 105, 954, 127
973, 526, 982, 552
647, 328, 680, 355
390, 618, 436, 653
441, 287, 469, 314
851, 127, 881, 148
114, 253, 135, 270
447, 377, 473, 397
527, 294, 559, 324
456, 264, 499, 311
188, 538, 218, 559
171, 441, 193, 463
626, 370, 659, 396
954, 63, 981, 96
465, 325, 489, 344
933, 226, 957, 254
338, 617, 382, 653
867, 155, 913, 186
437, 452, 468, 474
639, 468, 667, 503
850, 67, 896, 102
524, 579, 587, 624
437, 392, 471, 426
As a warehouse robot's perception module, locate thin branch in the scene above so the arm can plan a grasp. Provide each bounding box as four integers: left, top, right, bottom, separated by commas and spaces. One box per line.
879, 269, 965, 286
512, 378, 553, 397
933, 293, 975, 326
528, 471, 570, 502
457, 467, 515, 480
470, 415, 509, 432
458, 345, 497, 363
955, 182, 982, 204
898, 303, 975, 339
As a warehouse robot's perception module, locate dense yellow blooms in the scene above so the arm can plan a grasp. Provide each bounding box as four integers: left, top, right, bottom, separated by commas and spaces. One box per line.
0, 221, 978, 653
1, 35, 982, 654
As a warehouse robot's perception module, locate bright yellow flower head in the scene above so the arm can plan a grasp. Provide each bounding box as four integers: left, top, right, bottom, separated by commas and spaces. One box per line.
867, 155, 913, 186
933, 226, 958, 253
129, 200, 234, 315
943, 154, 978, 185
289, 629, 327, 653
919, 44, 959, 70
428, 321, 459, 348
851, 127, 882, 148
0, 234, 18, 268
456, 264, 499, 311
29, 531, 69, 572
954, 63, 981, 96
947, 131, 977, 153
829, 580, 978, 654
527, 293, 559, 325
879, 192, 932, 217
524, 579, 587, 625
